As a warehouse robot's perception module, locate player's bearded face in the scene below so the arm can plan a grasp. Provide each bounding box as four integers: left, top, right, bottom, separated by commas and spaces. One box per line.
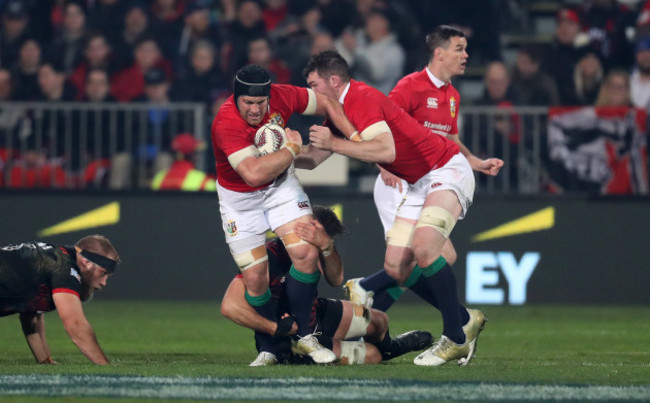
80, 264, 109, 302
306, 72, 337, 99
238, 96, 269, 126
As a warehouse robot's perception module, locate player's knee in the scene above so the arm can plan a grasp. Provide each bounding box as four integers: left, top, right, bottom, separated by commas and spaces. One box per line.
416, 206, 456, 238
370, 310, 388, 337
442, 245, 457, 266
364, 344, 383, 364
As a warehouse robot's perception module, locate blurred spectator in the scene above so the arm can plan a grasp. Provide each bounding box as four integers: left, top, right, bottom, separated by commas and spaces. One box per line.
37, 60, 77, 102
0, 0, 31, 69
577, 0, 637, 70
219, 0, 266, 81
11, 38, 41, 100
150, 0, 186, 60
336, 9, 404, 95
78, 68, 132, 189
172, 39, 227, 111
111, 3, 158, 69
69, 32, 119, 99
630, 37, 650, 109
247, 35, 291, 83
311, 0, 355, 38
470, 61, 522, 190
510, 44, 560, 106
271, 6, 323, 85
0, 68, 14, 100
87, 0, 129, 45
132, 67, 186, 184
110, 36, 173, 102
541, 8, 591, 106
151, 132, 216, 191
47, 0, 88, 76
172, 0, 222, 75
262, 0, 290, 32
573, 52, 604, 105
405, 0, 501, 66
594, 69, 632, 107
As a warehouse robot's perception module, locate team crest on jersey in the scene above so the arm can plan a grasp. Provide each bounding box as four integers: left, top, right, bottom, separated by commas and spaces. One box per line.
426, 97, 438, 109
267, 113, 285, 128
69, 268, 81, 283
226, 220, 238, 236
449, 97, 456, 118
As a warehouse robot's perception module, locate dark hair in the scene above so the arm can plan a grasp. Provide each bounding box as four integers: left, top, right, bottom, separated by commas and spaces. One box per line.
518, 44, 543, 64
425, 25, 466, 56
302, 49, 351, 82
312, 205, 346, 238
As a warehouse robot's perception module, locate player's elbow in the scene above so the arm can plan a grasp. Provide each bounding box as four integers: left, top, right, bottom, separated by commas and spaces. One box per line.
376, 148, 395, 164
220, 299, 235, 321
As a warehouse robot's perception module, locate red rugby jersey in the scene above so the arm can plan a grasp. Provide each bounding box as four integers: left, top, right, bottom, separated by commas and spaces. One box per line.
389, 68, 460, 136
342, 80, 458, 183
211, 85, 312, 192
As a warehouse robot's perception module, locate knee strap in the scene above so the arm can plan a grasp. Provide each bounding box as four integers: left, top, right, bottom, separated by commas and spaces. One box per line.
415, 206, 456, 238
232, 245, 268, 272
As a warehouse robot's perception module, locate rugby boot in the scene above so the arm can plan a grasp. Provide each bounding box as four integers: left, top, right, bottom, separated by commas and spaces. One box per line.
291, 334, 336, 364
383, 330, 434, 360
457, 308, 487, 366
342, 278, 374, 308
249, 351, 277, 366
413, 335, 469, 366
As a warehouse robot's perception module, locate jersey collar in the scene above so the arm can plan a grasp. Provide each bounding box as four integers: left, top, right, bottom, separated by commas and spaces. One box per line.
426, 66, 447, 89
338, 82, 351, 104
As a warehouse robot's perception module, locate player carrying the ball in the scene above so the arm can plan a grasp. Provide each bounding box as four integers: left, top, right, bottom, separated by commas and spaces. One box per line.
211, 64, 358, 363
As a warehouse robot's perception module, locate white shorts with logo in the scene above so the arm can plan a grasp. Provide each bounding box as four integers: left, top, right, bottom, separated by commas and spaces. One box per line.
217, 168, 313, 254
395, 153, 475, 223
373, 174, 408, 236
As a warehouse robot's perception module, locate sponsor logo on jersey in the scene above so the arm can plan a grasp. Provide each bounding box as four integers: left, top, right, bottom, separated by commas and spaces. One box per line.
431, 182, 443, 189
450, 97, 456, 118
226, 220, 238, 236
297, 201, 310, 209
424, 121, 452, 135
426, 97, 438, 109
69, 268, 81, 283
267, 113, 285, 128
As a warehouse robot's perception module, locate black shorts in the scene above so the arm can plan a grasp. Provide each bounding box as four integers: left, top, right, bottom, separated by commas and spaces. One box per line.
314, 298, 343, 339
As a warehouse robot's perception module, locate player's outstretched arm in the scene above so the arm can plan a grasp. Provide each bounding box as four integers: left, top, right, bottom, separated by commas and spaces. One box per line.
449, 134, 504, 176
294, 144, 333, 169
309, 125, 395, 164
312, 92, 358, 139
53, 293, 109, 365
20, 312, 55, 364
221, 277, 280, 336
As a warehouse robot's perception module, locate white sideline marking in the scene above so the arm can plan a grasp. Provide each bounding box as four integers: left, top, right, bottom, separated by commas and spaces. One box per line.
1, 375, 650, 401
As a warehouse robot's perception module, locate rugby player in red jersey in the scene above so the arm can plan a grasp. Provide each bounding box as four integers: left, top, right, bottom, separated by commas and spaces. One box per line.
211, 64, 357, 364
344, 26, 501, 362
301, 49, 483, 366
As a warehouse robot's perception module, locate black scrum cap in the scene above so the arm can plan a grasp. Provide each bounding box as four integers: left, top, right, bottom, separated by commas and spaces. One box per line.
233, 64, 271, 106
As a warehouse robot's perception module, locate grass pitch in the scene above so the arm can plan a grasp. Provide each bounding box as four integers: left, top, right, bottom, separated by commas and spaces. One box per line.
1, 301, 649, 402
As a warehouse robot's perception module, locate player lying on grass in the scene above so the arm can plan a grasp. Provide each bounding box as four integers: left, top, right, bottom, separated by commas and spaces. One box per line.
221, 205, 432, 365
0, 235, 120, 365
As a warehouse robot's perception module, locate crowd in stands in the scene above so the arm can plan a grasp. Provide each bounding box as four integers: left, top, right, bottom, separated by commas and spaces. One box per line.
0, 0, 649, 191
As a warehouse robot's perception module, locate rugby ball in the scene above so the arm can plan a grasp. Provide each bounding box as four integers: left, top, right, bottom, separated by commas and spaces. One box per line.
255, 124, 287, 156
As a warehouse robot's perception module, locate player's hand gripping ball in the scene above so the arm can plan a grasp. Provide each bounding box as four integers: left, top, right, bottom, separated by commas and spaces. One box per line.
255, 124, 287, 156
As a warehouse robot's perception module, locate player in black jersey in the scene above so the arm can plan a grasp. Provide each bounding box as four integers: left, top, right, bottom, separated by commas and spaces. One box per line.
221, 206, 433, 365
0, 234, 120, 365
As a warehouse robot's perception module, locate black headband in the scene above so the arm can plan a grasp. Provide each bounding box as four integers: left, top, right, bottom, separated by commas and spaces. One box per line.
80, 249, 118, 273
234, 75, 271, 99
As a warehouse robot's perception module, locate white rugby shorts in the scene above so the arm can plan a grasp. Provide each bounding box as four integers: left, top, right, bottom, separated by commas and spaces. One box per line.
217, 168, 313, 254
397, 153, 475, 221
373, 174, 408, 236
